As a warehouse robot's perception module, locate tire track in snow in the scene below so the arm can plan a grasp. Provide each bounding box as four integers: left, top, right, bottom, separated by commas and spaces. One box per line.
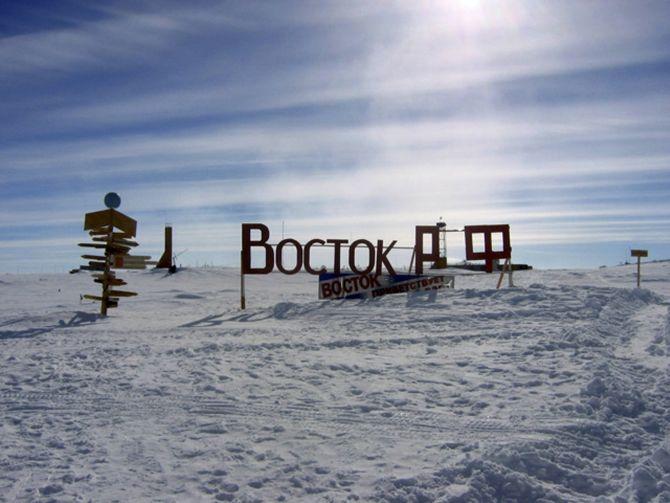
0, 390, 590, 441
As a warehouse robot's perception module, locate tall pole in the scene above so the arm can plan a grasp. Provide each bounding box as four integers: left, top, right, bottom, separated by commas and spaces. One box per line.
637, 256, 641, 288
240, 250, 246, 310
101, 225, 112, 317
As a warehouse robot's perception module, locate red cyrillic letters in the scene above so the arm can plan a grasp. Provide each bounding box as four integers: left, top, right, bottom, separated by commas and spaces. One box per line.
276, 238, 302, 274
327, 239, 348, 275
414, 226, 440, 275
349, 239, 375, 275
376, 240, 397, 276
241, 223, 273, 274
304, 239, 326, 275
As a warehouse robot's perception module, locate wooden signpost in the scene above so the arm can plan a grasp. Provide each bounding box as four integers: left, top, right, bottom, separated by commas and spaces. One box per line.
496, 256, 514, 289
79, 193, 151, 316
631, 249, 648, 288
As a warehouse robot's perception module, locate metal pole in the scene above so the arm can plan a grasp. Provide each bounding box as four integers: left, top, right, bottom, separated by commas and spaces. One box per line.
637, 256, 641, 288
240, 251, 246, 310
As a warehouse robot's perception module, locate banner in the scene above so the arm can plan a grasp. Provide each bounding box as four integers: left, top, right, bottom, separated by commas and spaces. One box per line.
318, 272, 453, 300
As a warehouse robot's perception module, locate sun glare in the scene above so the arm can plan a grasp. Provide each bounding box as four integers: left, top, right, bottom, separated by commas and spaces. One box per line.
425, 0, 524, 34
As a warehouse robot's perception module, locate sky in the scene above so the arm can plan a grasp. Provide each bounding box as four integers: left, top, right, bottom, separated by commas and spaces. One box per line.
1, 0, 670, 273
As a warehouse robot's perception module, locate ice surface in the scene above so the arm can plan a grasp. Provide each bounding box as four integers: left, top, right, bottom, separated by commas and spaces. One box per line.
1, 262, 669, 501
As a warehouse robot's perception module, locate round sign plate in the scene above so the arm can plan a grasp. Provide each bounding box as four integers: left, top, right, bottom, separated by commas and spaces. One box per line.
104, 192, 121, 209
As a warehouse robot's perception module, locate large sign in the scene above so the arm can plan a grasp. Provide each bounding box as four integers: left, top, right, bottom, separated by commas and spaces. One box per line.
319, 272, 454, 300
241, 223, 442, 276
239, 222, 512, 309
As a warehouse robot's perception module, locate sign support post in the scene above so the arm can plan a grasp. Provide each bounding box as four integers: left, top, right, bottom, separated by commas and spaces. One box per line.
631, 249, 649, 288
240, 251, 246, 310
100, 225, 112, 316
637, 256, 641, 288
496, 258, 509, 289
496, 248, 514, 289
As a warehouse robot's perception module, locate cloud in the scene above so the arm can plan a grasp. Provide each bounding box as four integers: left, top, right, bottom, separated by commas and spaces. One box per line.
1, 1, 670, 271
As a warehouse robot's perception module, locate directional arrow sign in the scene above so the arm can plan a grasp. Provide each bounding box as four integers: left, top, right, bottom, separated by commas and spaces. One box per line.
108, 290, 137, 297
92, 237, 138, 247
92, 272, 116, 280
81, 254, 106, 261
94, 277, 127, 286
84, 209, 137, 237
88, 226, 112, 236
89, 231, 134, 239
112, 255, 151, 269
80, 264, 105, 271
79, 242, 132, 254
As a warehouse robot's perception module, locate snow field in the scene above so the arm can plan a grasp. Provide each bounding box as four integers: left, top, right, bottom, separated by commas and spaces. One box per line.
0, 262, 669, 501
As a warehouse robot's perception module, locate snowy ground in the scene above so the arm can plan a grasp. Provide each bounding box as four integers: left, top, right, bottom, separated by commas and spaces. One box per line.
1, 263, 669, 502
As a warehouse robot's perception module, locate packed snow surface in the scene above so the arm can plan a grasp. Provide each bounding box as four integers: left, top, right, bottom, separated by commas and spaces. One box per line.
1, 263, 670, 502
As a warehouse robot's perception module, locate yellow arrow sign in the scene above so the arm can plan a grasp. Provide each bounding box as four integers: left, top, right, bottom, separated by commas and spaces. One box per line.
84, 209, 137, 237
108, 290, 137, 297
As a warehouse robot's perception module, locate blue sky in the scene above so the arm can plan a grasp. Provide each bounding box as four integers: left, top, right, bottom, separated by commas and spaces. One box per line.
1, 0, 670, 272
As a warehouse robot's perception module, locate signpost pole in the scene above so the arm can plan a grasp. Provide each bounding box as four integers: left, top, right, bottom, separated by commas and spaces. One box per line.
100, 225, 113, 317
630, 249, 648, 289
496, 258, 509, 289
240, 250, 246, 310
637, 256, 641, 288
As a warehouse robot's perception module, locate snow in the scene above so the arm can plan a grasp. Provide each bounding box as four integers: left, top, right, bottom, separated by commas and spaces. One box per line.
1, 262, 669, 501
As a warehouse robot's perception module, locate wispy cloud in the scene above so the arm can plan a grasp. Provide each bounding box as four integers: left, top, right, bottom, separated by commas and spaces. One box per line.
1, 1, 670, 272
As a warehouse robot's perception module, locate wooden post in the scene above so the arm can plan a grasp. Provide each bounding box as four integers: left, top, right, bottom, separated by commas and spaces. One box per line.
496, 257, 510, 289
240, 251, 246, 310
637, 256, 641, 288
100, 225, 113, 317
630, 249, 648, 288
100, 286, 108, 317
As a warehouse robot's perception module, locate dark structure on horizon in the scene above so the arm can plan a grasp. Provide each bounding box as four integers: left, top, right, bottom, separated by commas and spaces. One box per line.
155, 224, 177, 273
